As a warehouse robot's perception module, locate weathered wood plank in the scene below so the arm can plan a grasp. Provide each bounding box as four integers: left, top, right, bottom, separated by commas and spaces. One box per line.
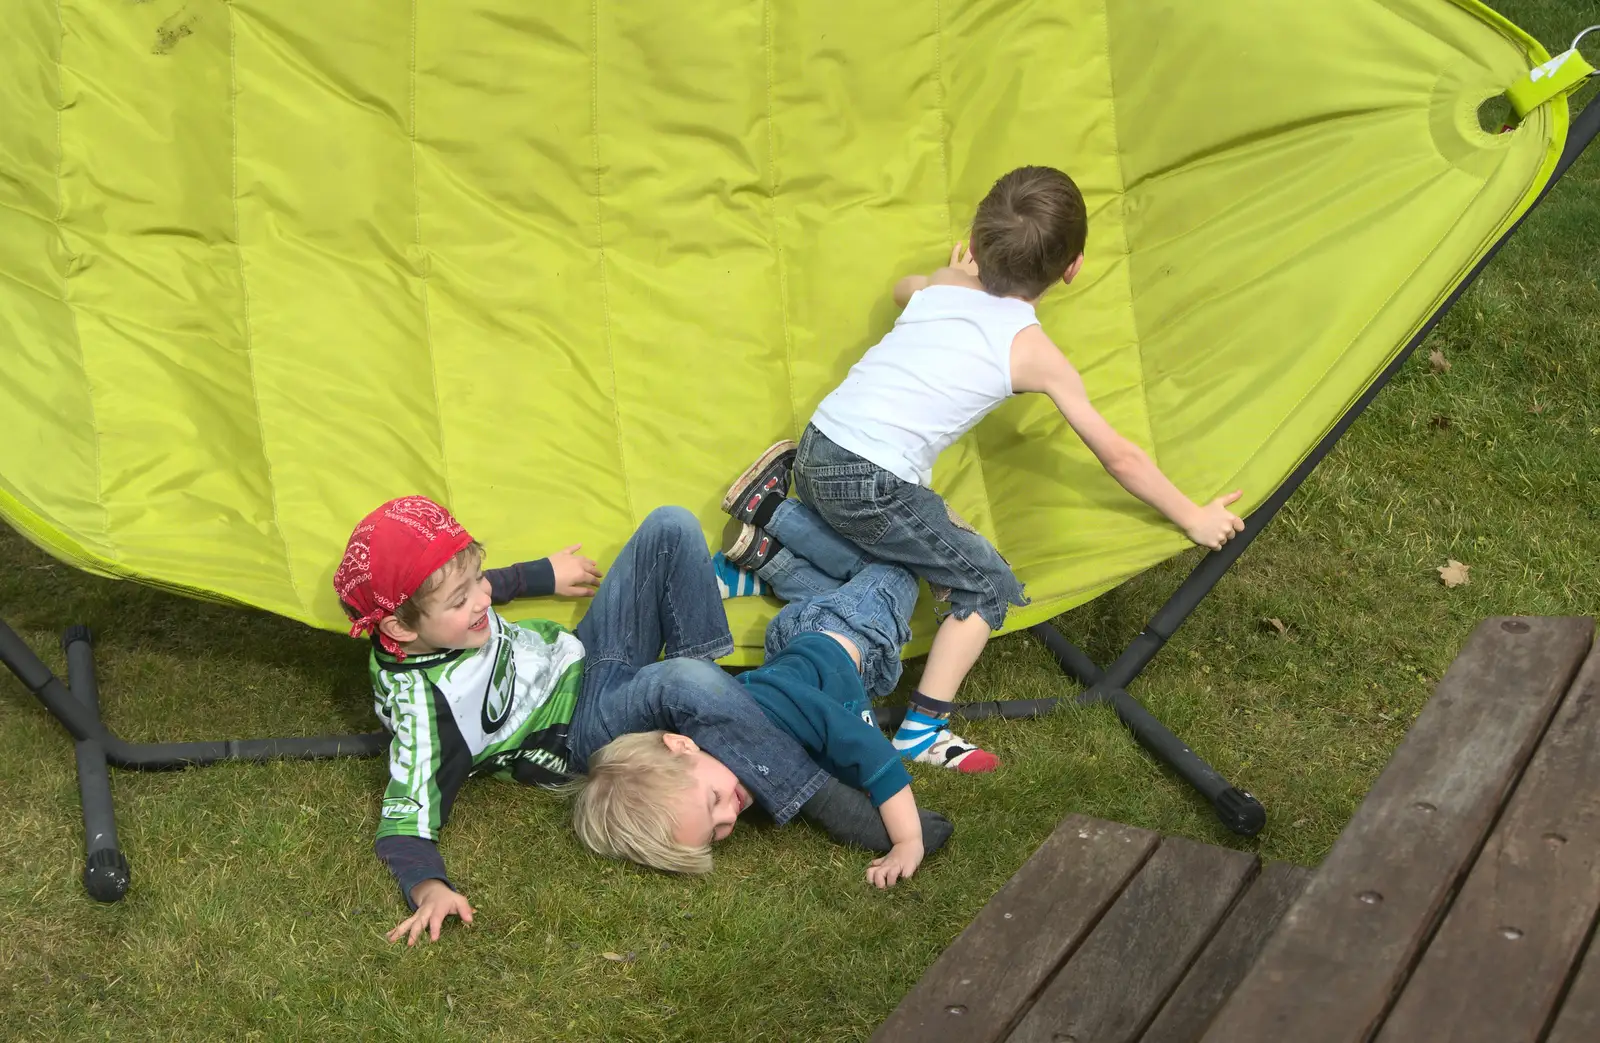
1138, 862, 1312, 1043
1198, 616, 1594, 1043
872, 815, 1158, 1043
1545, 931, 1600, 1043
1006, 837, 1258, 1043
1375, 640, 1600, 1043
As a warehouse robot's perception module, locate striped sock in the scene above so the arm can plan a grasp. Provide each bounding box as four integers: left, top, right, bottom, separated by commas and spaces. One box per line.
891, 705, 948, 759
892, 694, 1001, 773
712, 552, 771, 599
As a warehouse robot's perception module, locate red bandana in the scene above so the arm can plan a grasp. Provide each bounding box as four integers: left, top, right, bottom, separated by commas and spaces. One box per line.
333, 496, 475, 658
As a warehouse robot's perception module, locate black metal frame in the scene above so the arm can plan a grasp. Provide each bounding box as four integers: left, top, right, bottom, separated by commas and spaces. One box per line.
2, 91, 1596, 901
0, 622, 387, 901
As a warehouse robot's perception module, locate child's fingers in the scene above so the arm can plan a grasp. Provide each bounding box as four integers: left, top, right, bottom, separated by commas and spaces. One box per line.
560, 543, 582, 555
950, 243, 962, 265
1219, 490, 1243, 506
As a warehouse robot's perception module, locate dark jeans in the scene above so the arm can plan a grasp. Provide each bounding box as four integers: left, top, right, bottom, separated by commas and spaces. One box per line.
758, 498, 918, 700
794, 423, 1027, 630
565, 506, 827, 824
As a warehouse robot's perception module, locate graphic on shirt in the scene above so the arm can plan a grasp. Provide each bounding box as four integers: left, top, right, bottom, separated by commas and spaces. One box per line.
371, 611, 583, 841
479, 637, 517, 734
382, 796, 421, 820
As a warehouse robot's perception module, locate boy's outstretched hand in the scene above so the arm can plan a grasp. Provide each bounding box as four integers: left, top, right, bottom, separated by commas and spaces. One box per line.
388, 879, 475, 946
1184, 491, 1246, 551
550, 544, 602, 597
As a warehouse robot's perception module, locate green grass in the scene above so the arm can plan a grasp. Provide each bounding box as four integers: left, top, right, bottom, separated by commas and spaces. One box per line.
3, 17, 1599, 1043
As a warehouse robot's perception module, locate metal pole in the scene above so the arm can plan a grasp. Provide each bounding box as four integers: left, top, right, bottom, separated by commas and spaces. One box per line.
63, 627, 130, 902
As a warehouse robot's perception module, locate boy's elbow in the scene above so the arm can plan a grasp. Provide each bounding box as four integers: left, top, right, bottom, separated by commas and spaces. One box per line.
1102, 443, 1148, 481
893, 275, 927, 308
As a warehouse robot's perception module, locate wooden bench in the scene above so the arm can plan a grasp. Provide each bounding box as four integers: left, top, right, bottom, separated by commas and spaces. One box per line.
875, 616, 1600, 1043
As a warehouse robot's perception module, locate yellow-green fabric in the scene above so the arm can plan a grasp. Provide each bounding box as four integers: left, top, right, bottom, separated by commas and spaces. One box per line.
0, 1, 1571, 663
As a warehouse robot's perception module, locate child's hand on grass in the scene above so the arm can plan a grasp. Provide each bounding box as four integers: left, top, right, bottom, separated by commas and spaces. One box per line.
867, 840, 924, 889
388, 879, 475, 946
1183, 491, 1246, 551
550, 544, 602, 597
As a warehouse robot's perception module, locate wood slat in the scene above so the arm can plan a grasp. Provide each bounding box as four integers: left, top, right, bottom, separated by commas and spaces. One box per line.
1545, 932, 1600, 1043
1374, 641, 1600, 1043
872, 815, 1158, 1043
1006, 837, 1259, 1043
1138, 862, 1312, 1043
1198, 616, 1594, 1043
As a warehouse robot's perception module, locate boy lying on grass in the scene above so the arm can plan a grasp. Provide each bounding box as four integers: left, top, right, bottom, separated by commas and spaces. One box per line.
334, 496, 951, 944
575, 498, 940, 888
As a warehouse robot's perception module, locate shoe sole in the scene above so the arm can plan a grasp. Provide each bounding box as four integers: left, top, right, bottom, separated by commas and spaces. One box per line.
726, 523, 756, 560
720, 439, 798, 515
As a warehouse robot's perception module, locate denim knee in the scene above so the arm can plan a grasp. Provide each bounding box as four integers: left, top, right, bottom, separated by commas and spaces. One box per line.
645, 655, 726, 696
640, 504, 701, 544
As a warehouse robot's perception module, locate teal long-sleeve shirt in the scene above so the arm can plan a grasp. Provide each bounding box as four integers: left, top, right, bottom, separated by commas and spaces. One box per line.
736, 632, 911, 806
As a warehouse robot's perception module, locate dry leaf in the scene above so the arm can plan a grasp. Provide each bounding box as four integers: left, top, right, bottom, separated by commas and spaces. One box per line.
1428, 349, 1451, 374
1262, 617, 1288, 637
1437, 559, 1470, 588
1428, 414, 1452, 430
1529, 398, 1547, 415
600, 951, 636, 964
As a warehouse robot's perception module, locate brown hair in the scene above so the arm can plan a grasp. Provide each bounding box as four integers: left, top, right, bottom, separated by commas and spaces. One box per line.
390, 541, 485, 631
970, 166, 1087, 300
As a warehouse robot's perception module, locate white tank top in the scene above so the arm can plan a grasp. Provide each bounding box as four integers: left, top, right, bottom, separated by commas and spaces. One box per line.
810, 285, 1040, 486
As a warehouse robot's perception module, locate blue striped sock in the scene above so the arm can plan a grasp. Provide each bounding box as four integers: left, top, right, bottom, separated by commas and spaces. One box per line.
712, 552, 771, 599
892, 707, 948, 759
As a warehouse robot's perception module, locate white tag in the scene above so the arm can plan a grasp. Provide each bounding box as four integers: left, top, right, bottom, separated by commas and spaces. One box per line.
1529, 49, 1576, 83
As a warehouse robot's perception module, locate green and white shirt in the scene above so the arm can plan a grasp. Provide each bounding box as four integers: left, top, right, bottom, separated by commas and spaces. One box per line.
371, 609, 584, 842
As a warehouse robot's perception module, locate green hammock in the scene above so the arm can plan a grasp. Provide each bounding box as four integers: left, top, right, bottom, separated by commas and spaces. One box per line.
2, 2, 1597, 899
2, 0, 1590, 664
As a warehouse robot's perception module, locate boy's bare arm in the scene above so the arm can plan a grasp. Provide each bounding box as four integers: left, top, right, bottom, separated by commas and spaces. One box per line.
894, 275, 930, 308
1010, 326, 1245, 550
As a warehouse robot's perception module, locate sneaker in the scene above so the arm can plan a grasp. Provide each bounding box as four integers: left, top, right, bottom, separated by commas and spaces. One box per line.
726, 523, 782, 571
912, 728, 1000, 774
721, 439, 797, 524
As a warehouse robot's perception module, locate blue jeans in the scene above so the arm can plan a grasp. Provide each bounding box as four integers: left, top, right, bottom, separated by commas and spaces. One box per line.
565, 506, 827, 825
758, 499, 919, 700
794, 423, 1027, 630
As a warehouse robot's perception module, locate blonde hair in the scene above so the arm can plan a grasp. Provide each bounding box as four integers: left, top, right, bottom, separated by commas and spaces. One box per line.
569, 731, 712, 875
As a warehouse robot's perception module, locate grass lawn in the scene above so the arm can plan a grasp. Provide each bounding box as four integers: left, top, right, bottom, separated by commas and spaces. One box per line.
2, 7, 1597, 1040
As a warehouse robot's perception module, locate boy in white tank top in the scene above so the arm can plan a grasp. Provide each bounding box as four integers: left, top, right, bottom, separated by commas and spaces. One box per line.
720, 166, 1245, 773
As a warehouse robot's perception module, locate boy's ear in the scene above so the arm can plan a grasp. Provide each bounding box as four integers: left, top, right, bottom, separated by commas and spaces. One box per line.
1062, 253, 1086, 285
377, 615, 418, 646
661, 733, 699, 756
